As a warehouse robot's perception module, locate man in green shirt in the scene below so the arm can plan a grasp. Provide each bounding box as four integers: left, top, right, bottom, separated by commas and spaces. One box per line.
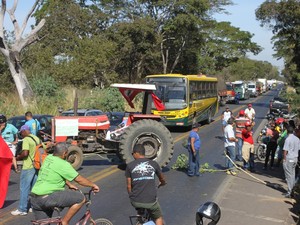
30, 142, 99, 225
11, 125, 40, 216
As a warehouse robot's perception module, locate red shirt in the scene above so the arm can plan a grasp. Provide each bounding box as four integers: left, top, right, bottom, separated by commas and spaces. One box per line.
235, 116, 250, 138
242, 128, 254, 144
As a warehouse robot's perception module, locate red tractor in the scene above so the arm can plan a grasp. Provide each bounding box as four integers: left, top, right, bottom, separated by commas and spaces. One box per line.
51, 84, 174, 169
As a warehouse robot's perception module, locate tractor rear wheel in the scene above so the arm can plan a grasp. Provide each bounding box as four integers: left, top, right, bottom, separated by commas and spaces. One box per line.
67, 145, 84, 170
119, 119, 174, 167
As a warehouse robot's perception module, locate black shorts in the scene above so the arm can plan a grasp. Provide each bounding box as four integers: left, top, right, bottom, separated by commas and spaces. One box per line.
30, 190, 85, 220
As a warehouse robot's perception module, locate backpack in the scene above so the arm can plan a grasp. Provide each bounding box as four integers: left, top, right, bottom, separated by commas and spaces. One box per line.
27, 135, 48, 170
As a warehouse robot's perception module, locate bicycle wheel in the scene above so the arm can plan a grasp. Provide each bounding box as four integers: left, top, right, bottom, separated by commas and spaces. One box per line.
256, 145, 266, 161
91, 218, 113, 225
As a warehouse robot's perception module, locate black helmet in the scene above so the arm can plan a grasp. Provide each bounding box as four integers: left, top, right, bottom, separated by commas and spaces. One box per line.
0, 114, 7, 123
196, 202, 221, 225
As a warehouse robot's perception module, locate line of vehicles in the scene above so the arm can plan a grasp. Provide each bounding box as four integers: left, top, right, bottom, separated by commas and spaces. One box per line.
218, 78, 283, 105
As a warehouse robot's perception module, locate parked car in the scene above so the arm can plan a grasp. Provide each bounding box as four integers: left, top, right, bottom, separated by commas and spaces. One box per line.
269, 96, 290, 115
61, 109, 104, 116
106, 112, 125, 127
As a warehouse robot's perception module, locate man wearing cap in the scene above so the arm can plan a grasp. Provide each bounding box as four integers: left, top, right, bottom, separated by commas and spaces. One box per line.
235, 110, 250, 161
187, 123, 201, 176
11, 125, 40, 216
244, 104, 256, 123
224, 118, 238, 175
242, 121, 255, 172
126, 144, 166, 225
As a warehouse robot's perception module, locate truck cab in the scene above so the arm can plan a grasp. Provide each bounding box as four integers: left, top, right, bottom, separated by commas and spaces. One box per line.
247, 82, 257, 97
231, 81, 250, 100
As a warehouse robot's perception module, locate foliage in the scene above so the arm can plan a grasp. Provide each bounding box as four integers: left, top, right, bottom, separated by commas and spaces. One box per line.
80, 87, 125, 112
219, 57, 280, 82
199, 162, 226, 173
199, 21, 262, 74
256, 0, 300, 92
171, 153, 188, 171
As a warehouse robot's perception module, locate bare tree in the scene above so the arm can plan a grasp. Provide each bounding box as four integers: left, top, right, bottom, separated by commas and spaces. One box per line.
0, 0, 45, 107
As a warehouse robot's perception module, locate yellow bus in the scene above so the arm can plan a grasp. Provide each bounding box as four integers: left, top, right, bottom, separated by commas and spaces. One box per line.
145, 74, 218, 127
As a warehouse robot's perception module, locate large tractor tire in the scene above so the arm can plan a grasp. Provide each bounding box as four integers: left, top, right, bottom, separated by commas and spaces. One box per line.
67, 145, 84, 170
119, 119, 174, 167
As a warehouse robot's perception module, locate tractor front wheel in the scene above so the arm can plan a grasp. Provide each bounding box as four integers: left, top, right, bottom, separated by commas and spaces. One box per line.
67, 145, 84, 170
119, 119, 174, 167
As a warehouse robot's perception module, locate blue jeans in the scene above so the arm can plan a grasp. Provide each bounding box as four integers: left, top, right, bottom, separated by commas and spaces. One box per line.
225, 146, 235, 171
283, 158, 298, 194
19, 168, 37, 212
188, 147, 200, 176
236, 138, 243, 161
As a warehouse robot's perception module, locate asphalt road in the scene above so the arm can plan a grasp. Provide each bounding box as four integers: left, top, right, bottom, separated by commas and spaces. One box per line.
0, 89, 278, 225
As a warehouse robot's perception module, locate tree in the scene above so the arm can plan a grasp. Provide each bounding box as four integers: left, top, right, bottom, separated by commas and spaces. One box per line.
198, 21, 262, 74
256, 0, 300, 91
218, 57, 280, 82
24, 0, 117, 88
0, 0, 45, 107
93, 0, 234, 76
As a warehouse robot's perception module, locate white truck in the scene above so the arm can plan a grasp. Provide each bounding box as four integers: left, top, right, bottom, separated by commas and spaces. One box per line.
257, 78, 267, 93
247, 81, 257, 97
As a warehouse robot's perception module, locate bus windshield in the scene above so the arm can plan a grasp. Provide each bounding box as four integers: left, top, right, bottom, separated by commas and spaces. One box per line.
147, 78, 187, 110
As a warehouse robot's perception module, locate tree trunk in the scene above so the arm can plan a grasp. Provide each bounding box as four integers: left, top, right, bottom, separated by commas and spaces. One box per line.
7, 58, 34, 107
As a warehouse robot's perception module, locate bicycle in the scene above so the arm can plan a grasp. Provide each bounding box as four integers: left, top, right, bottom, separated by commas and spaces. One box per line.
129, 208, 155, 225
31, 190, 113, 225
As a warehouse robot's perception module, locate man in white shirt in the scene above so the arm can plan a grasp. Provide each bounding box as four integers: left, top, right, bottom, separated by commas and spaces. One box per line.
282, 126, 300, 198
244, 104, 256, 123
224, 118, 238, 175
221, 107, 233, 133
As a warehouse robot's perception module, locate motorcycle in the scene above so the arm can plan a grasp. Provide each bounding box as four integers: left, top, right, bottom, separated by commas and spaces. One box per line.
255, 126, 269, 161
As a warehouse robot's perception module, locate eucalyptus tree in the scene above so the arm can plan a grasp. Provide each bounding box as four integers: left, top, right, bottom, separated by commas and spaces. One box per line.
0, 0, 45, 107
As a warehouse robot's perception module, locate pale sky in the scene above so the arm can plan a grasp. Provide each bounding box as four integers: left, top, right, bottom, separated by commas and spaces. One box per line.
214, 0, 284, 71
5, 0, 284, 71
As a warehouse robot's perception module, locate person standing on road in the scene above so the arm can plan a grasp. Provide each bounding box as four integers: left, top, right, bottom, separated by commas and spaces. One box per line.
263, 123, 279, 170
224, 118, 238, 176
276, 122, 289, 167
244, 104, 256, 125
30, 143, 100, 225
25, 111, 40, 136
187, 123, 201, 177
241, 121, 255, 172
221, 107, 233, 134
125, 144, 166, 225
235, 110, 250, 161
282, 126, 300, 198
11, 125, 40, 216
0, 114, 19, 172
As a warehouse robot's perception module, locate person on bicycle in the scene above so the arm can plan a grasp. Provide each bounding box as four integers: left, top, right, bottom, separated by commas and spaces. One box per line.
125, 144, 166, 225
30, 142, 100, 225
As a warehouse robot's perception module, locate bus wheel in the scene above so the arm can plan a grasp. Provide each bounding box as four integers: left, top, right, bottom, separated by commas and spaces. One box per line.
119, 119, 174, 167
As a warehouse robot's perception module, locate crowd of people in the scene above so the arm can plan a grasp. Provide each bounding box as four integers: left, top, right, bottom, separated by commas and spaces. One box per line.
221, 104, 300, 198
